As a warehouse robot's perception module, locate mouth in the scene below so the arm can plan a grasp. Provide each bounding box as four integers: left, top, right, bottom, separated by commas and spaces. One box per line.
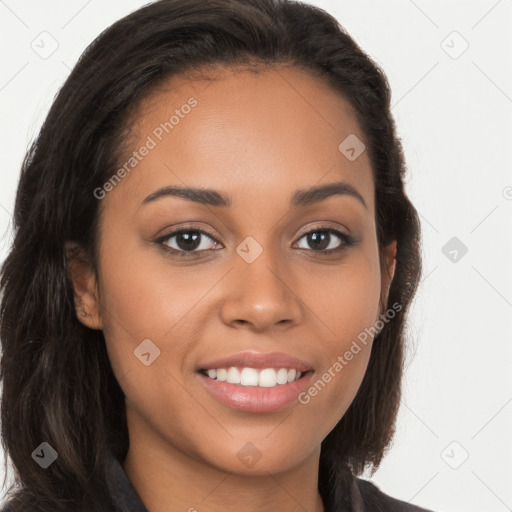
196, 366, 315, 413
198, 367, 313, 389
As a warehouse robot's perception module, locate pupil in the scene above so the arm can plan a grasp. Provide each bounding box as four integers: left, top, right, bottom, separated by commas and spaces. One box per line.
308, 231, 329, 251
177, 232, 201, 251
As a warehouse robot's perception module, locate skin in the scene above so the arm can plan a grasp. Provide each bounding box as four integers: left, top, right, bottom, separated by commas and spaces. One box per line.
66, 65, 396, 512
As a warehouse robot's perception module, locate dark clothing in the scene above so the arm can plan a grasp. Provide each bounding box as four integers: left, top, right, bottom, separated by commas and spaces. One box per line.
2, 449, 436, 511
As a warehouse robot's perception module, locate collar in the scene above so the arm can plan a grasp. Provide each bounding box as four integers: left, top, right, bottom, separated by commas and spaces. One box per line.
104, 449, 148, 512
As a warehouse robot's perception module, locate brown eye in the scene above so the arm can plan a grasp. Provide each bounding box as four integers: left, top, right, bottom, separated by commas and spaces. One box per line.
157, 228, 221, 256
294, 228, 354, 253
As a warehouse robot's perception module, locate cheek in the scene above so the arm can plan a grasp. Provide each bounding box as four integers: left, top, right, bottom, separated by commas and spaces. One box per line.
96, 227, 205, 341
297, 318, 374, 437
304, 246, 382, 347
94, 236, 204, 440
93, 231, 193, 383
298, 249, 381, 421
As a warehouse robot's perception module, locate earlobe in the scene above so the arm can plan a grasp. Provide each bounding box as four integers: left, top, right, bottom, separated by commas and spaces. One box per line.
380, 239, 397, 313
386, 239, 397, 282
64, 241, 104, 330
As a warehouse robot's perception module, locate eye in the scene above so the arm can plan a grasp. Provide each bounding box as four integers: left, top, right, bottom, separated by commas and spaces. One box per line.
294, 226, 354, 254
154, 224, 355, 258
156, 227, 221, 257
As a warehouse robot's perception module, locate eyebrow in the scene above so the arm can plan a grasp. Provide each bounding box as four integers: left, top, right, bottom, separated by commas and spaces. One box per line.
142, 181, 367, 209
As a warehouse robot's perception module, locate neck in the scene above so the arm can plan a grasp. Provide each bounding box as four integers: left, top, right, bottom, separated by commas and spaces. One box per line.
123, 408, 327, 512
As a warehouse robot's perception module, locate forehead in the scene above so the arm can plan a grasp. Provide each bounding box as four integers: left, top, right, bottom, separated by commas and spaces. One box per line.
106, 64, 374, 215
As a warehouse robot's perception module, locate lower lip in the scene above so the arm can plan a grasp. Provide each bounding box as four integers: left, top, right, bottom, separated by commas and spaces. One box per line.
197, 370, 314, 413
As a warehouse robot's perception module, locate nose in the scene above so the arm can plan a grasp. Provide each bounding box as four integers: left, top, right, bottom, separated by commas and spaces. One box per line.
219, 241, 303, 332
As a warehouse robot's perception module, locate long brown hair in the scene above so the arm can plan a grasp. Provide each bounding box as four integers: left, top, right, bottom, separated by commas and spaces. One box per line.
0, 0, 422, 509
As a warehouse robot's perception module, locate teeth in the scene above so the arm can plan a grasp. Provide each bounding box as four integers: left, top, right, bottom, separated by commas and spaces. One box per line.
241, 367, 258, 386
202, 367, 304, 387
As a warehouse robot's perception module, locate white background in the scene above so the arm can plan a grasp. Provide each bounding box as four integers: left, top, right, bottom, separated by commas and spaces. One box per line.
1, 1, 511, 511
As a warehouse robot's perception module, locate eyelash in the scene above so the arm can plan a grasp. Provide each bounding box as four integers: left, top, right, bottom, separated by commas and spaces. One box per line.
154, 224, 355, 258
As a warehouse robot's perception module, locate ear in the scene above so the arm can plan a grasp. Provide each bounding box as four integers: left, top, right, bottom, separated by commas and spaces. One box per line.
380, 239, 397, 313
64, 241, 104, 330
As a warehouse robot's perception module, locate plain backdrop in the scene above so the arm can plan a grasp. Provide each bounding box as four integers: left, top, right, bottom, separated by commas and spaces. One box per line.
1, 1, 511, 511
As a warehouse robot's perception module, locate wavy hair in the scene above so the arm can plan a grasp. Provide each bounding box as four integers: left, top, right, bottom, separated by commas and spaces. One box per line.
0, 0, 422, 509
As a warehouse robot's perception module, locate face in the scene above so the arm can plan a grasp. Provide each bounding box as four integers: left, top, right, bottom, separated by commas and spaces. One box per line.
69, 65, 396, 475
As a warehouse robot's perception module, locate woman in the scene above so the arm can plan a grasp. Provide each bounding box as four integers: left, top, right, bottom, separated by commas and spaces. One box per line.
0, 0, 431, 510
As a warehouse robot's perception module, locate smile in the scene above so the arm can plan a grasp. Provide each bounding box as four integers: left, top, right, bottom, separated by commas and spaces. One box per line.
200, 366, 305, 388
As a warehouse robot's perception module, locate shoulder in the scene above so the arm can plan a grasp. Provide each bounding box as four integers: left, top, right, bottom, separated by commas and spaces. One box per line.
355, 477, 437, 512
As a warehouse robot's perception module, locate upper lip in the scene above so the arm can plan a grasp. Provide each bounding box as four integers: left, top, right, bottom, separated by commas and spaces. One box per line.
198, 351, 314, 372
